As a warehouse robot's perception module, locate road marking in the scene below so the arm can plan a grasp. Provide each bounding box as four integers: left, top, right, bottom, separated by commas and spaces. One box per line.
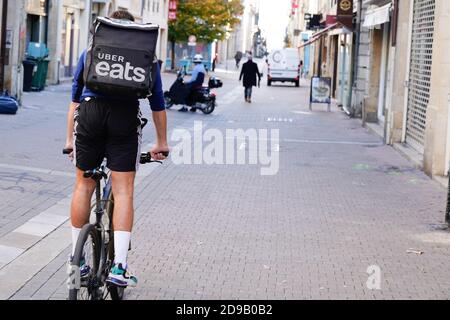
0, 222, 72, 300
0, 118, 198, 299
220, 86, 241, 105
292, 111, 313, 115
284, 139, 383, 146
224, 136, 382, 146
266, 118, 293, 123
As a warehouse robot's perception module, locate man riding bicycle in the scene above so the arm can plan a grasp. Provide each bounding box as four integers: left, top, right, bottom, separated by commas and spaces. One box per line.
64, 10, 169, 288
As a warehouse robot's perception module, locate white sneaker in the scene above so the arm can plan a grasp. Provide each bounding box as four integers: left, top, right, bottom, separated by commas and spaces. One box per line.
106, 263, 138, 287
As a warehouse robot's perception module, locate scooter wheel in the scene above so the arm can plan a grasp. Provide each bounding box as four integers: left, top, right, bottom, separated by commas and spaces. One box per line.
201, 101, 215, 115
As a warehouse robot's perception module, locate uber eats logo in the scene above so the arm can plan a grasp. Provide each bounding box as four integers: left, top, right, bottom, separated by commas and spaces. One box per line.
95, 52, 146, 83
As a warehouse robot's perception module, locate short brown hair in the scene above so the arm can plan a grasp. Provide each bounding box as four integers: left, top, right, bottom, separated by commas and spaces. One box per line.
110, 10, 135, 22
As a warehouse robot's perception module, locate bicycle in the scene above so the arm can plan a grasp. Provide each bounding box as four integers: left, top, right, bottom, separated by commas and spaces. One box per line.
64, 120, 168, 300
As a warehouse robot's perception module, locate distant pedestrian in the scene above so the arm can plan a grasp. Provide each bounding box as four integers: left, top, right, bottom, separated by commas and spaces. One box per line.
234, 51, 243, 69
239, 53, 261, 103
212, 53, 218, 72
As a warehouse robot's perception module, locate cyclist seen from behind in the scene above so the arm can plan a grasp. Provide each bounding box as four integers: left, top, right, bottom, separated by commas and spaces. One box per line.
179, 54, 206, 112
64, 10, 169, 287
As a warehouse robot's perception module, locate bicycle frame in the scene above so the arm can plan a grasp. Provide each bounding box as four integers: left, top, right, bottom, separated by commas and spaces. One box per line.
92, 163, 114, 286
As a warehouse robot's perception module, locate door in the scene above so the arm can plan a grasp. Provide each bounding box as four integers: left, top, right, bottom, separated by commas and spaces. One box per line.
405, 0, 436, 153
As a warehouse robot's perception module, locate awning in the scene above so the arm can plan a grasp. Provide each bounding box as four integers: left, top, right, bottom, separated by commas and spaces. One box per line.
363, 3, 392, 28
329, 27, 353, 36
298, 23, 341, 48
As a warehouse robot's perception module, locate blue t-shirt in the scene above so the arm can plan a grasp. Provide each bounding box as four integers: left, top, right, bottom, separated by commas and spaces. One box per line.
187, 63, 206, 86
72, 51, 165, 112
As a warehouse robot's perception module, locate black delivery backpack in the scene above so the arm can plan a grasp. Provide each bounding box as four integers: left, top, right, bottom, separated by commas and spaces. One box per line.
84, 17, 159, 99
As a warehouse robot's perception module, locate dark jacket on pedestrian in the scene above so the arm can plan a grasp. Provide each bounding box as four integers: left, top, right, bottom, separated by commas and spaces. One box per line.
240, 61, 261, 88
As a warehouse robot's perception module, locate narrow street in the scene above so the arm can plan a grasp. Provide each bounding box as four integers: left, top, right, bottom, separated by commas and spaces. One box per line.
0, 68, 449, 300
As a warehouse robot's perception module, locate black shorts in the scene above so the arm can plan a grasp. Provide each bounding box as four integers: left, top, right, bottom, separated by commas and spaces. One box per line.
74, 98, 142, 172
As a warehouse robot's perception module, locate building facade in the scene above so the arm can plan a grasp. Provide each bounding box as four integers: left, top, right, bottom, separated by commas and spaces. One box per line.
216, 0, 260, 65
297, 0, 450, 180
0, 0, 169, 101
296, 0, 356, 112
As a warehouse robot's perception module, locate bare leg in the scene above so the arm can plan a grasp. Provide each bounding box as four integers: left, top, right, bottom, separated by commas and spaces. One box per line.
110, 171, 136, 268
71, 168, 96, 228
111, 171, 136, 232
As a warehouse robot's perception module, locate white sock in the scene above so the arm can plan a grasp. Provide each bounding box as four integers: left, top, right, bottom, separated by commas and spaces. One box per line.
114, 231, 131, 269
71, 227, 82, 257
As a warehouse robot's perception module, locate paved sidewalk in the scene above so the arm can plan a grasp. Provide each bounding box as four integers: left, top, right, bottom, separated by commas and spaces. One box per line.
1, 72, 450, 300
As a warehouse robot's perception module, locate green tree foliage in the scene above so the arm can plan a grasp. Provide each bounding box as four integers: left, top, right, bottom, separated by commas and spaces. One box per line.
169, 0, 244, 44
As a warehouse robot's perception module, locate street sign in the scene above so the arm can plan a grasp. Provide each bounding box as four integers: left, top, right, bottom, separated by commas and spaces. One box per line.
5, 29, 12, 49
310, 77, 332, 112
169, 0, 177, 10
168, 0, 177, 21
168, 11, 177, 20
337, 0, 353, 30
188, 35, 197, 46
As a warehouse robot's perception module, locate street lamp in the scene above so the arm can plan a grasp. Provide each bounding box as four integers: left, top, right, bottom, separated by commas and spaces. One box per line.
225, 25, 231, 71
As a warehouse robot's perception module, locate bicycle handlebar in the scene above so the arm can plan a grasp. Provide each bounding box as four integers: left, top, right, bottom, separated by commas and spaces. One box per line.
140, 152, 169, 164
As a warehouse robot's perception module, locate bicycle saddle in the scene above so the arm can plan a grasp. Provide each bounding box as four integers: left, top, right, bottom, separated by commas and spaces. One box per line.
83, 169, 108, 180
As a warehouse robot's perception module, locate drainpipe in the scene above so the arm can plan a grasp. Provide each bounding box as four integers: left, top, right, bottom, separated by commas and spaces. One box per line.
351, 0, 363, 117
317, 36, 322, 77
0, 0, 8, 92
446, 171, 450, 225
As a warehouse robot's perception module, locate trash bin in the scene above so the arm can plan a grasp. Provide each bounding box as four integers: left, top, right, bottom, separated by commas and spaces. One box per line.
31, 59, 50, 91
22, 60, 37, 92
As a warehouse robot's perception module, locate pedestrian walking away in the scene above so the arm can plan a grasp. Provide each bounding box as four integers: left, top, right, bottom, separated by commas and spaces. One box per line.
239, 53, 261, 103
235, 51, 243, 69
212, 53, 218, 72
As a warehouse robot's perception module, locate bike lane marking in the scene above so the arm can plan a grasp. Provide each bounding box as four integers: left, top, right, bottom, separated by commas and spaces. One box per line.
0, 163, 75, 178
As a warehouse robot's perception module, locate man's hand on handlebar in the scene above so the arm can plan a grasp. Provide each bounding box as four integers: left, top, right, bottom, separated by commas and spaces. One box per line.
63, 144, 74, 161
150, 144, 170, 161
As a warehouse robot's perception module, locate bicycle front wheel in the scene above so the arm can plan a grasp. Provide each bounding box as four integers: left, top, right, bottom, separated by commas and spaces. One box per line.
68, 224, 101, 300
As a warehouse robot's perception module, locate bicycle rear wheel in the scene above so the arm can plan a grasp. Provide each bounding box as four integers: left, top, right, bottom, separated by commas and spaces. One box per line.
68, 224, 101, 300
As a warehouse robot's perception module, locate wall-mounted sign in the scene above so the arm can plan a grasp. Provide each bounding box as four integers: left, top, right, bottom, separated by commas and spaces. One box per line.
310, 77, 332, 112
5, 29, 12, 49
337, 0, 353, 30
168, 11, 177, 20
326, 15, 337, 26
169, 1, 177, 10
169, 0, 178, 21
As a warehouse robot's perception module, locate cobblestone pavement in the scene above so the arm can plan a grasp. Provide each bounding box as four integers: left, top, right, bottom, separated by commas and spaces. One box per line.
1, 69, 450, 300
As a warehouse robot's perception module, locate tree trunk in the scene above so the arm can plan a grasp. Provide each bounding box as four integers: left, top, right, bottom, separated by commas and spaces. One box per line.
171, 41, 176, 70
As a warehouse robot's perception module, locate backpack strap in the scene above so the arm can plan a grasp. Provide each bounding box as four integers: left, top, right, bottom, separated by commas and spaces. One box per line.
148, 55, 160, 97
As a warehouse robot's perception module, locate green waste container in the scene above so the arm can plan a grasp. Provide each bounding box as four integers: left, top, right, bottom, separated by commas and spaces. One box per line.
31, 59, 50, 91
23, 60, 37, 92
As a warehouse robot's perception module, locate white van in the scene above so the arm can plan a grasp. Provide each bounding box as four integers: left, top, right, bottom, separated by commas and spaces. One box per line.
267, 48, 301, 87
